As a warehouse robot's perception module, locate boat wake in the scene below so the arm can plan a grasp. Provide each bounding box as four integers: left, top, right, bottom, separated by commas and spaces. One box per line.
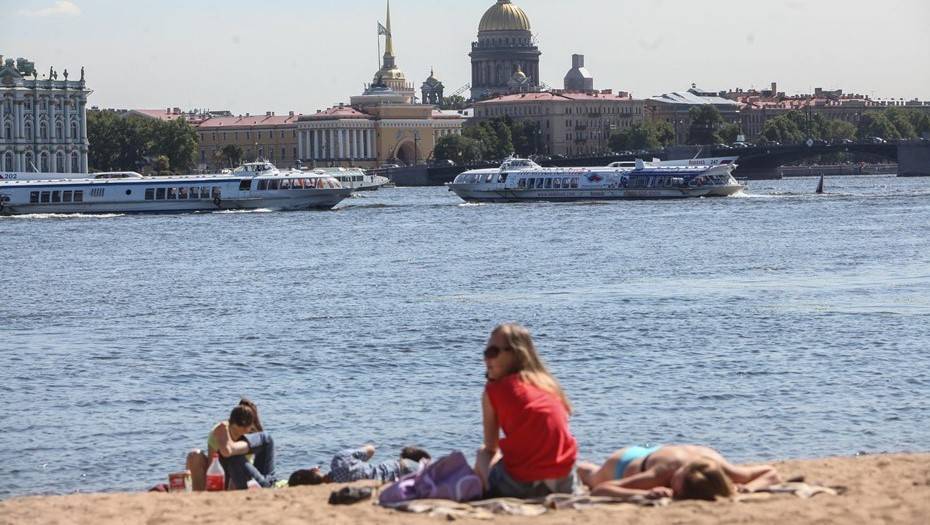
211, 208, 273, 214
1, 212, 125, 220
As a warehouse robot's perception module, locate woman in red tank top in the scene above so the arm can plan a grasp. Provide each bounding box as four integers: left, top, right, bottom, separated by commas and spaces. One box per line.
475, 324, 578, 498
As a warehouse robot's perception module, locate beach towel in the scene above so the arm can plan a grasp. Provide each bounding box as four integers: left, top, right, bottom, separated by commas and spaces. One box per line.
378, 451, 483, 505
382, 481, 845, 517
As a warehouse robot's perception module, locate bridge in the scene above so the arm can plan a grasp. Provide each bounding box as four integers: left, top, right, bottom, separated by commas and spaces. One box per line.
381, 140, 930, 186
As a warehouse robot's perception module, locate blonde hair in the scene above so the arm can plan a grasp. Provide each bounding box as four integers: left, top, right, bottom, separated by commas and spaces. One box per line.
492, 323, 573, 414
677, 460, 735, 501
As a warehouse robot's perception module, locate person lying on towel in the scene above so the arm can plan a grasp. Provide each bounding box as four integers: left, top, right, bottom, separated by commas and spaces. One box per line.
288, 445, 430, 486
578, 444, 782, 500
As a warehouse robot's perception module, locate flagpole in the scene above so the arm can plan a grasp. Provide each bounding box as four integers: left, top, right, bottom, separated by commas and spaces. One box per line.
377, 30, 382, 77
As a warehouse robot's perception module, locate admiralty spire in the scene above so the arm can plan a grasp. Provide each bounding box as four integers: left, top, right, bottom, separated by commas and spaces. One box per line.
469, 0, 541, 100
371, 0, 414, 102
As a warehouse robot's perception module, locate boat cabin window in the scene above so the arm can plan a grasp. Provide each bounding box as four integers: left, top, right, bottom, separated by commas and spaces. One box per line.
145, 188, 155, 200
485, 174, 494, 183
257, 180, 268, 190
156, 188, 166, 199
179, 187, 189, 199
553, 178, 561, 189
41, 191, 50, 203
544, 178, 552, 189
30, 191, 39, 203
239, 179, 252, 191
518, 178, 526, 189
52, 191, 61, 203
498, 173, 508, 184
167, 188, 178, 200
73, 190, 83, 202
63, 191, 72, 202
571, 178, 578, 188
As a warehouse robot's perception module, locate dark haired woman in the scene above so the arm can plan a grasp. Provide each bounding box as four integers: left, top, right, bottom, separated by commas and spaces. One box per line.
185, 398, 277, 490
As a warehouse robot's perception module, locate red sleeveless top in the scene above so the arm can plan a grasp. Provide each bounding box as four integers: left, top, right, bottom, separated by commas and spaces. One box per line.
485, 374, 577, 482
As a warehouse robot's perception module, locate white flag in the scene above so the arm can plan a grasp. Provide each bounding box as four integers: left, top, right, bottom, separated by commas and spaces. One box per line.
378, 22, 390, 36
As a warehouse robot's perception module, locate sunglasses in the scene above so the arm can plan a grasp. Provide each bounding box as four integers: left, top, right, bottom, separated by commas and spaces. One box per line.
483, 345, 510, 359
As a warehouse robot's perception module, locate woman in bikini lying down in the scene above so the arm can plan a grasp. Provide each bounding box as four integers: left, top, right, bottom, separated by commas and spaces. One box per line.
577, 444, 782, 500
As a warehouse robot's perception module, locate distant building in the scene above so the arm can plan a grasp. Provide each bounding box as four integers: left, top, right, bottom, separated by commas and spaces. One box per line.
295, 2, 465, 168
370, 1, 415, 103
724, 83, 930, 139
646, 85, 741, 144
196, 112, 300, 171
421, 69, 444, 105
470, 0, 541, 100
474, 90, 643, 156
128, 108, 231, 126
563, 55, 594, 93
0, 56, 90, 173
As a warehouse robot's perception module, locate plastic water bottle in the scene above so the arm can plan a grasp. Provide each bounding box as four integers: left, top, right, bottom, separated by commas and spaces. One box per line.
205, 453, 225, 491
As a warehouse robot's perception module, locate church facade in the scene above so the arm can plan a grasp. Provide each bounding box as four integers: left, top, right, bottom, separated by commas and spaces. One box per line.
0, 56, 90, 173
470, 0, 541, 101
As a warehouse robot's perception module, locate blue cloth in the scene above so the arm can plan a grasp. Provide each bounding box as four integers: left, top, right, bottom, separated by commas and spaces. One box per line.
220, 431, 277, 490
614, 445, 661, 480
487, 461, 577, 499
329, 448, 421, 483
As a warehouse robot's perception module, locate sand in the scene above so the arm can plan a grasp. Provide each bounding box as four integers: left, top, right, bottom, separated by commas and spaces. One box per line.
1, 453, 928, 525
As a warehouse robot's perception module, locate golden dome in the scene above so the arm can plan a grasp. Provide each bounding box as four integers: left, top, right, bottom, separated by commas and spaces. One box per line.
479, 0, 531, 32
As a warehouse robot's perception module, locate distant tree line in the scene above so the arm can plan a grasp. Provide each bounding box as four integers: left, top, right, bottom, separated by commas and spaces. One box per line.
433, 117, 542, 164
761, 107, 930, 144
88, 111, 199, 174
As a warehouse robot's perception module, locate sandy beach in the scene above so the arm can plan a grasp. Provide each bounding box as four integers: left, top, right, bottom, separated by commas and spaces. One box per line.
1, 453, 927, 525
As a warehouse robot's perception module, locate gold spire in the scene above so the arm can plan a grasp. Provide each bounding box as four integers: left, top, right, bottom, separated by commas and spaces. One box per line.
384, 0, 394, 59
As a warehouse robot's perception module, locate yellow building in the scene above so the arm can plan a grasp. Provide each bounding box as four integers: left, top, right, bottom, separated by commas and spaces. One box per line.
296, 1, 464, 167
196, 112, 300, 171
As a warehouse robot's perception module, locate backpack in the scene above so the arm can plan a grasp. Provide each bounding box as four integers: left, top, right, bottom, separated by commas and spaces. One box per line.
378, 451, 483, 504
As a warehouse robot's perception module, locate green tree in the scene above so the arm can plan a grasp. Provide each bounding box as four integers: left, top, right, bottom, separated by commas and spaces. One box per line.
87, 111, 200, 172
433, 134, 481, 164
221, 144, 244, 167
824, 119, 857, 141
439, 95, 468, 110
510, 120, 542, 156
719, 123, 741, 143
149, 118, 198, 172
761, 114, 805, 143
610, 120, 677, 151
687, 106, 725, 145
857, 111, 901, 140
884, 108, 917, 139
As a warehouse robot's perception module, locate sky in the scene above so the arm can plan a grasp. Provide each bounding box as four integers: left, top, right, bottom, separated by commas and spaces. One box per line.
3, 0, 929, 115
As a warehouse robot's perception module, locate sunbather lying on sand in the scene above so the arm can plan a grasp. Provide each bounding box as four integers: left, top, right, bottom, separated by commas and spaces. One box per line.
578, 444, 781, 500
288, 445, 430, 486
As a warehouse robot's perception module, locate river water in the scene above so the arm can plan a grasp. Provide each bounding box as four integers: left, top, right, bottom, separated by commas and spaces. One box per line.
1, 175, 929, 498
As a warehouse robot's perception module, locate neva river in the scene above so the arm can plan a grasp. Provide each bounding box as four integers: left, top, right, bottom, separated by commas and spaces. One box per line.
2, 175, 929, 497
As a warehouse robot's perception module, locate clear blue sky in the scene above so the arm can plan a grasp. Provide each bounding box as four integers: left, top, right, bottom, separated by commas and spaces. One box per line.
3, 0, 929, 115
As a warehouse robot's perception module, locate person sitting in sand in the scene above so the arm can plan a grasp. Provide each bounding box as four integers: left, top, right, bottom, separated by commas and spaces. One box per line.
577, 444, 782, 500
185, 398, 277, 490
475, 323, 579, 498
288, 445, 430, 486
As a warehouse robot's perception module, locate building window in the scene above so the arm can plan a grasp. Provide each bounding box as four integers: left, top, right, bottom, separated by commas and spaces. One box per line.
56, 152, 65, 172
3, 122, 9, 139
56, 122, 63, 139
71, 121, 78, 138
40, 123, 48, 140
3, 153, 12, 171
40, 153, 49, 172
71, 153, 79, 173
25, 122, 33, 139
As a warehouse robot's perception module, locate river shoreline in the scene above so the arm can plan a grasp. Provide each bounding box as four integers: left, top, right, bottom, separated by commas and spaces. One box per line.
1, 453, 927, 525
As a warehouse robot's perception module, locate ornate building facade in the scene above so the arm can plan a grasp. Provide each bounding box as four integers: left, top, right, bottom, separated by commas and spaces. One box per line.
0, 56, 90, 173
296, 1, 464, 168
474, 91, 644, 156
470, 0, 541, 101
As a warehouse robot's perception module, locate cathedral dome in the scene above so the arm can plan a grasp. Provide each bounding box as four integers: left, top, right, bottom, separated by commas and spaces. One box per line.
478, 0, 531, 32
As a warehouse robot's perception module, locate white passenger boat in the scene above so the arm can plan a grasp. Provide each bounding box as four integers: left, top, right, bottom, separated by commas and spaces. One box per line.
0, 170, 138, 181
308, 167, 389, 191
447, 158, 743, 203
0, 161, 351, 215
